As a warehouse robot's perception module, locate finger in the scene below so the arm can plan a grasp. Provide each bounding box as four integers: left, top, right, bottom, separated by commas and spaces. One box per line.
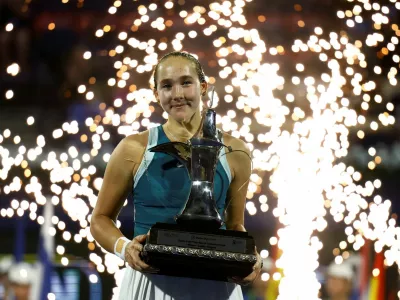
254, 258, 262, 270
125, 242, 143, 254
133, 242, 143, 252
242, 272, 257, 283
253, 253, 262, 270
134, 234, 148, 243
125, 247, 145, 269
125, 251, 139, 270
126, 255, 142, 272
133, 251, 152, 270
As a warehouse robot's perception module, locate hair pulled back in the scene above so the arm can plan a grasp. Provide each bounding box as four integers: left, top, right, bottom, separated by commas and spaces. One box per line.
153, 51, 206, 90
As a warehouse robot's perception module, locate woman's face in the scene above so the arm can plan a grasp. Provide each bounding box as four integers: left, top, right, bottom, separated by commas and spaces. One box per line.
155, 57, 207, 123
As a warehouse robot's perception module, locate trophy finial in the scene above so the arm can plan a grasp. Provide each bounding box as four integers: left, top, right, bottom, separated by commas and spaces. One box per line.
209, 86, 216, 109
192, 87, 218, 141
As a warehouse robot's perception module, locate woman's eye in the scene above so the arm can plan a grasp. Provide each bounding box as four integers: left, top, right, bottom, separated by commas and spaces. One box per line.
183, 81, 192, 85
162, 84, 171, 89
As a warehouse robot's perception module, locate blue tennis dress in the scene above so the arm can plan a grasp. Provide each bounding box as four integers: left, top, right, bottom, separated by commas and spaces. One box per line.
118, 125, 244, 300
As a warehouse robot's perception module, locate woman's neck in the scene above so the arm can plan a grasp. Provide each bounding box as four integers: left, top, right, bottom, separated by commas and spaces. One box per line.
164, 110, 202, 141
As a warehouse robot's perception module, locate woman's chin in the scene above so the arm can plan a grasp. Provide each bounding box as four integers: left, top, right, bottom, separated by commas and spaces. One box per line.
170, 111, 192, 123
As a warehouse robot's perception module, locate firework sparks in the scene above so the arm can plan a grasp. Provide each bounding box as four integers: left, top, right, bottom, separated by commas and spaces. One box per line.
1, 0, 400, 298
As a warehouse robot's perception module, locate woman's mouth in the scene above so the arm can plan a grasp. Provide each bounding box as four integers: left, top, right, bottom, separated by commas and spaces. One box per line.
173, 104, 187, 109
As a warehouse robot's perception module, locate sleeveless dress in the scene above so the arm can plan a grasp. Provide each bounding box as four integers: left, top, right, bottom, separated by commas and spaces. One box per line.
118, 125, 244, 300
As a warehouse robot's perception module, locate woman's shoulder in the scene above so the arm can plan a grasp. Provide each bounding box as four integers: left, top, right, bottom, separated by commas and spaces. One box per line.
220, 131, 251, 178
123, 130, 149, 147
220, 131, 250, 154
113, 130, 150, 164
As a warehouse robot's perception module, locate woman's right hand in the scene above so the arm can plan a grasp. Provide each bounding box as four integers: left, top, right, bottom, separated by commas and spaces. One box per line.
124, 234, 159, 273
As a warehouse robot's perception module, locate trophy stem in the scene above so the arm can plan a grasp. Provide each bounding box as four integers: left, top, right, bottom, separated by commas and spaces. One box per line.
175, 181, 223, 230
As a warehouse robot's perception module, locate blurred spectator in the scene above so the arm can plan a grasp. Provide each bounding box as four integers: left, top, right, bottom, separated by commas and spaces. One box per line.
0, 256, 14, 299
0, 0, 32, 71
324, 262, 354, 300
7, 262, 35, 300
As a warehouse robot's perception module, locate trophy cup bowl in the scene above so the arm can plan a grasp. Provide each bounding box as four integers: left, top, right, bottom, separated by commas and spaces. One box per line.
140, 109, 257, 281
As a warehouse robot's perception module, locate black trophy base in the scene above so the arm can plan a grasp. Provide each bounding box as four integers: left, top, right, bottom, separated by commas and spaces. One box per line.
140, 223, 257, 282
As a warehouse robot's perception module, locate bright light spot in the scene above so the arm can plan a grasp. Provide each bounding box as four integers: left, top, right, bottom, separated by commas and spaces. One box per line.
83, 51, 92, 59
5, 90, 14, 99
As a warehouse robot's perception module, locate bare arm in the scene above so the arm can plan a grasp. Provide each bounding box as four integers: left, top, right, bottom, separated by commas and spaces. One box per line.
224, 137, 251, 232
90, 136, 145, 253
224, 136, 262, 284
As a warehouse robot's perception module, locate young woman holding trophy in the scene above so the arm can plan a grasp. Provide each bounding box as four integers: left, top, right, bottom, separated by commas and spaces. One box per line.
90, 51, 262, 299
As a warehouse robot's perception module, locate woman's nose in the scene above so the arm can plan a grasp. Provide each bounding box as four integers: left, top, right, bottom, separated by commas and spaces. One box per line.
171, 85, 184, 99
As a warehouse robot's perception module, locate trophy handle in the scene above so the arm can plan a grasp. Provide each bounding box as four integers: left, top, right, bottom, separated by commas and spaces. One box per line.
149, 142, 191, 171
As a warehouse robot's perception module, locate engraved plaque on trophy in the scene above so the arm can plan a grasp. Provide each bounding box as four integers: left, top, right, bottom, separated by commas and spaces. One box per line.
140, 103, 257, 282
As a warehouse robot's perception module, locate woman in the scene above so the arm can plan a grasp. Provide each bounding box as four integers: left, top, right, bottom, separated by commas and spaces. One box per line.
90, 51, 261, 299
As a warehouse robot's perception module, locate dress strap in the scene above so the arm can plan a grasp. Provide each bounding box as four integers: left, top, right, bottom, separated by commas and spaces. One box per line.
218, 131, 232, 184
133, 126, 159, 188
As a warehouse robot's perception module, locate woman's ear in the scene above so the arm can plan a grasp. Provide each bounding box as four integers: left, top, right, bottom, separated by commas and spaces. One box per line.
154, 90, 160, 103
201, 81, 208, 96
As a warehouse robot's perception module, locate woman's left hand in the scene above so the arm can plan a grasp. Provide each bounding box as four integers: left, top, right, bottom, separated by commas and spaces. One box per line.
228, 248, 262, 286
